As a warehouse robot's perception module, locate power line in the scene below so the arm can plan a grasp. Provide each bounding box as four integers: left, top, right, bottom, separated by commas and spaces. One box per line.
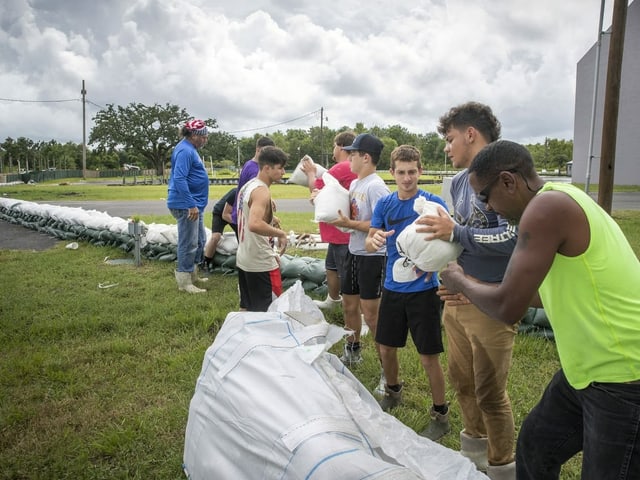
1, 94, 323, 136
225, 108, 322, 134
0, 97, 79, 103
86, 99, 107, 110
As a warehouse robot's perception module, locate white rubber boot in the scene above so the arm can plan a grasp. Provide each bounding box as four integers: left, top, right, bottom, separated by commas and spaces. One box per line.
175, 271, 206, 293
460, 430, 488, 472
191, 265, 209, 284
486, 461, 515, 480
313, 294, 342, 310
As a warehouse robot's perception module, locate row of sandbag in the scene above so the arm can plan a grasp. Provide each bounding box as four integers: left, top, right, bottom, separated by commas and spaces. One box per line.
0, 197, 330, 295
0, 198, 178, 260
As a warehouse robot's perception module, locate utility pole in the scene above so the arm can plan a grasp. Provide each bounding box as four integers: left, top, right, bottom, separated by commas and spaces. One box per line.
237, 141, 241, 173
81, 80, 87, 179
320, 107, 325, 167
585, 0, 606, 193
598, 0, 627, 214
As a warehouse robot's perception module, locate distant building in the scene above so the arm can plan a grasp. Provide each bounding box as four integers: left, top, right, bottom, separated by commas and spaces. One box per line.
572, 0, 640, 186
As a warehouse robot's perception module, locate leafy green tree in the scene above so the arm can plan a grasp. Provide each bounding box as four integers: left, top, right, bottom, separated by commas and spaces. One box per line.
384, 124, 416, 147
525, 138, 573, 173
5, 137, 36, 172
1, 137, 20, 172
377, 137, 398, 170
417, 132, 446, 170
89, 102, 217, 177
201, 130, 239, 168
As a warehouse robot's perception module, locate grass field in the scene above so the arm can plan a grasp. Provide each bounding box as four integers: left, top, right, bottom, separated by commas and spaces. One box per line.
1, 181, 639, 479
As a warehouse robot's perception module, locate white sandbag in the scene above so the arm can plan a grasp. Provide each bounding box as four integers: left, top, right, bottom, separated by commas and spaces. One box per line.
183, 282, 487, 480
288, 155, 327, 187
215, 231, 238, 255
394, 197, 463, 278
314, 171, 350, 223
145, 223, 178, 245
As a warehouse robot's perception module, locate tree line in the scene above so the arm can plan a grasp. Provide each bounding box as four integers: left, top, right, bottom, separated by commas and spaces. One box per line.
0, 102, 573, 176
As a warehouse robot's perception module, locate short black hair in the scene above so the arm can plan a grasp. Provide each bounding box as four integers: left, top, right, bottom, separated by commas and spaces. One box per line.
256, 136, 275, 149
257, 146, 288, 168
470, 140, 536, 180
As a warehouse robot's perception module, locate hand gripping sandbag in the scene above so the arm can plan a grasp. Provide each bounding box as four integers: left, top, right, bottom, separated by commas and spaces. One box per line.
313, 171, 350, 223
395, 197, 463, 278
183, 281, 487, 480
288, 155, 327, 187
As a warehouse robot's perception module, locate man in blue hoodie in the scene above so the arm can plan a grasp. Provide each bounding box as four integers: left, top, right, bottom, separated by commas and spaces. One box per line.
167, 119, 210, 293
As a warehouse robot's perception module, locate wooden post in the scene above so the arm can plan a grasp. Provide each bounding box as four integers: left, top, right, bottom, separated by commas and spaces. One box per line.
597, 0, 627, 213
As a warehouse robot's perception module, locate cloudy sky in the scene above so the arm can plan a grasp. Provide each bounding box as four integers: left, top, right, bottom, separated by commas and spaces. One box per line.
0, 0, 617, 145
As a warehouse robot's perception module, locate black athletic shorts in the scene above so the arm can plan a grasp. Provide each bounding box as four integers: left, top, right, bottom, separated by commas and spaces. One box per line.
340, 252, 384, 300
375, 287, 444, 355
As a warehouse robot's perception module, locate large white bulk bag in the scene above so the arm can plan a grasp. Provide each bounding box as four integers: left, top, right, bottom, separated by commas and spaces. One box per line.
183, 283, 486, 479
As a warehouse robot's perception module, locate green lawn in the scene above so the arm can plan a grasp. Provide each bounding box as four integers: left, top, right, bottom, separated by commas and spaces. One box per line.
1, 182, 639, 479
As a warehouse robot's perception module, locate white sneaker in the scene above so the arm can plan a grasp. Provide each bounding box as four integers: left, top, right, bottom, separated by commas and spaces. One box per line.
374, 370, 386, 397
314, 295, 342, 310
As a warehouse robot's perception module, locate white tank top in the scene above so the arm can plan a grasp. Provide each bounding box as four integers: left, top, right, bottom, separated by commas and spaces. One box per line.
236, 179, 279, 272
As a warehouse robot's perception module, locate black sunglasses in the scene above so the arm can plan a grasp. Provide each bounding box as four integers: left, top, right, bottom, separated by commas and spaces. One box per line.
476, 169, 519, 204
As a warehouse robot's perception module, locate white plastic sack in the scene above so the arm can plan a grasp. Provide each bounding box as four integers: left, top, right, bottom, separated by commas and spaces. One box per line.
288, 155, 327, 187
313, 171, 350, 223
183, 281, 487, 480
394, 197, 463, 279
216, 231, 238, 255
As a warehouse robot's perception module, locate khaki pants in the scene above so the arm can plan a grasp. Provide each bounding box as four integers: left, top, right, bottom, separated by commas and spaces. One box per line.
443, 303, 517, 465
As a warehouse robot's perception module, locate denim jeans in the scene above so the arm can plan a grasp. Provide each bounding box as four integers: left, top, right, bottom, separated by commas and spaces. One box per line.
170, 208, 205, 272
443, 303, 517, 465
517, 369, 640, 479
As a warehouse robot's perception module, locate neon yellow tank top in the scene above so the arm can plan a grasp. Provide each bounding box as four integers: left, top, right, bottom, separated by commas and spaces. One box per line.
538, 183, 640, 389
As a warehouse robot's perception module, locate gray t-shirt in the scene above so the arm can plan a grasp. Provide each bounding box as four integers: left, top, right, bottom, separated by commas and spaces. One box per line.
450, 169, 517, 282
348, 173, 390, 256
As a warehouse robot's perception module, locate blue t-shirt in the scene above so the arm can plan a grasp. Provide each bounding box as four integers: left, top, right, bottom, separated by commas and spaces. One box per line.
167, 139, 209, 211
371, 190, 448, 293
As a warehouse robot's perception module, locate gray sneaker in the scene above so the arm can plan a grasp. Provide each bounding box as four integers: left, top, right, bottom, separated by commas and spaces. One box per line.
419, 405, 451, 441
339, 344, 362, 366
379, 383, 403, 411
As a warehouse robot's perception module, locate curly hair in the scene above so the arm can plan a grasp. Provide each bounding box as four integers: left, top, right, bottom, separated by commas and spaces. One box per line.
438, 101, 501, 143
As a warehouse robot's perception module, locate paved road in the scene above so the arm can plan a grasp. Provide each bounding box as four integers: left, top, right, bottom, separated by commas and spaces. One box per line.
2, 192, 639, 251
31, 198, 315, 218
38, 192, 640, 218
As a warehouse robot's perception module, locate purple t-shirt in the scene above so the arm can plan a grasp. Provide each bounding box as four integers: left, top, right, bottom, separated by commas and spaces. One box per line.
231, 159, 259, 224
